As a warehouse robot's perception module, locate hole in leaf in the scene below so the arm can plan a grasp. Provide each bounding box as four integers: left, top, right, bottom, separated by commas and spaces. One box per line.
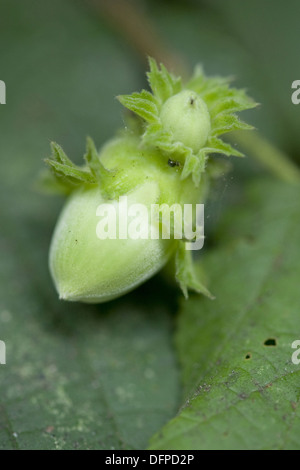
264, 338, 277, 347
245, 353, 252, 360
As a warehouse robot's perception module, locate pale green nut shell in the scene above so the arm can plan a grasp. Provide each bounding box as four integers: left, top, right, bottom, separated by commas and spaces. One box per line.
49, 181, 176, 303
160, 90, 211, 153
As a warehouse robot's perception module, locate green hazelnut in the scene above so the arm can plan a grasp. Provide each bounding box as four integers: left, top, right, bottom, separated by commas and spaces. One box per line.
49, 180, 176, 303
159, 90, 211, 153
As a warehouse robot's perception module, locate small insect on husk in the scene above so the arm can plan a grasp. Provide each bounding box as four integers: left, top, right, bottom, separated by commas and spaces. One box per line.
168, 158, 181, 168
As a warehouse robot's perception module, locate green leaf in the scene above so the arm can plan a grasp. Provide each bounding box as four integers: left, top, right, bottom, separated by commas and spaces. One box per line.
117, 90, 159, 124
206, 136, 244, 158
50, 142, 75, 168
209, 91, 257, 118
180, 152, 202, 184
147, 57, 182, 103
83, 136, 115, 185
211, 113, 254, 136
186, 68, 231, 96
45, 158, 95, 184
175, 243, 214, 299
44, 142, 96, 190
150, 179, 300, 450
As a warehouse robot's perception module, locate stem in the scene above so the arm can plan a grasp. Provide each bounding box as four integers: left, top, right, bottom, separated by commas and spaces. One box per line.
230, 131, 300, 184
86, 0, 185, 73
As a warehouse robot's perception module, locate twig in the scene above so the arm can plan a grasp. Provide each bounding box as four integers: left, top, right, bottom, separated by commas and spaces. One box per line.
230, 131, 300, 184
86, 0, 185, 73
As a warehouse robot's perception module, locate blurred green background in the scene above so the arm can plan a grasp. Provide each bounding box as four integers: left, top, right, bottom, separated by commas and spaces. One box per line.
0, 0, 299, 450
